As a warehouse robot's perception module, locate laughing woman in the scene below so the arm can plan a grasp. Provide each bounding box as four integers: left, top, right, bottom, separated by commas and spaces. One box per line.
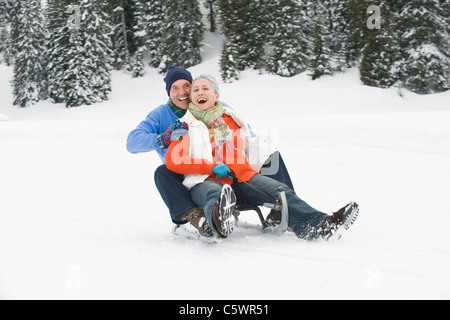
165, 74, 359, 240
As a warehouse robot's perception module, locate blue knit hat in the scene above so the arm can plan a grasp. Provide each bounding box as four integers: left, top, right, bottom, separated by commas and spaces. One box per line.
164, 66, 193, 96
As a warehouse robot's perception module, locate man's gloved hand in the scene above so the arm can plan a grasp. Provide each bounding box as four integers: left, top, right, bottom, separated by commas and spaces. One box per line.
157, 121, 189, 149
212, 164, 231, 179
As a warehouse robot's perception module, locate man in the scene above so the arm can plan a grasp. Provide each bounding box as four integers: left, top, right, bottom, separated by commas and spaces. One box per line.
127, 66, 294, 225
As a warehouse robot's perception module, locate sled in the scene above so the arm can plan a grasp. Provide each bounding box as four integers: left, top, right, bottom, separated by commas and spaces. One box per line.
234, 187, 289, 235
172, 182, 290, 242
172, 224, 223, 244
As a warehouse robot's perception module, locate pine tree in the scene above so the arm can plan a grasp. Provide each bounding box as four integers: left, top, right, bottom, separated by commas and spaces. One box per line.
266, 0, 309, 77
11, 0, 47, 108
144, 0, 164, 68
0, 0, 6, 55
81, 0, 113, 102
129, 0, 146, 77
0, 0, 12, 65
441, 0, 450, 30
308, 0, 333, 80
106, 0, 138, 70
126, 50, 145, 78
132, 0, 164, 71
63, 0, 112, 107
398, 0, 450, 94
127, 0, 164, 69
204, 0, 219, 33
0, 26, 8, 64
220, 35, 241, 82
339, 0, 370, 67
63, 29, 95, 108
219, 0, 267, 82
219, 0, 244, 82
6, 0, 19, 60
159, 0, 204, 73
323, 0, 348, 72
0, 0, 5, 25
239, 0, 267, 70
360, 1, 400, 88
46, 0, 74, 103
107, 2, 124, 69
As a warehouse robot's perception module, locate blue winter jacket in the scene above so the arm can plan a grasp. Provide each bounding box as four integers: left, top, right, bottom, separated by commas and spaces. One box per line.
127, 101, 238, 163
127, 104, 180, 162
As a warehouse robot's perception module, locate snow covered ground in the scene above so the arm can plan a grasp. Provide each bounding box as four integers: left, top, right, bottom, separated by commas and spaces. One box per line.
1, 45, 450, 299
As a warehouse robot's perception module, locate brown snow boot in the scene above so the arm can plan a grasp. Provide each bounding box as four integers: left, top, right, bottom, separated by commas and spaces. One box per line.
265, 210, 281, 226
183, 208, 213, 238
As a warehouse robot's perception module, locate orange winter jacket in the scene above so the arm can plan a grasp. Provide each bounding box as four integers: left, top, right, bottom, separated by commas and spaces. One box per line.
165, 113, 258, 186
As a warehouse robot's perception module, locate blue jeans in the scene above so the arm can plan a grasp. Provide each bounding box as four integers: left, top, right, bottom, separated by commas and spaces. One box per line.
190, 175, 329, 240
154, 165, 197, 224
155, 152, 295, 224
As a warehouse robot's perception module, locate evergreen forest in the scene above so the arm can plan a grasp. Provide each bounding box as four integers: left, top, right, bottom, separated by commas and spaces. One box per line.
0, 0, 449, 108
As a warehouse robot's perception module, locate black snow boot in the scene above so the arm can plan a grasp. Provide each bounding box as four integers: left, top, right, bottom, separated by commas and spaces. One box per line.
319, 202, 360, 240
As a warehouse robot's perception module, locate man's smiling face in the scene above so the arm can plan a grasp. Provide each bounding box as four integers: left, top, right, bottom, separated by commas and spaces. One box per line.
169, 79, 192, 110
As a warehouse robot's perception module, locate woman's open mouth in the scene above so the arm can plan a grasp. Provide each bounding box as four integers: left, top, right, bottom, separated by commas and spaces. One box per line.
197, 98, 208, 105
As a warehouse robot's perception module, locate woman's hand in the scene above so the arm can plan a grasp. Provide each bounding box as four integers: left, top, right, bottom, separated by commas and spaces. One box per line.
212, 164, 231, 179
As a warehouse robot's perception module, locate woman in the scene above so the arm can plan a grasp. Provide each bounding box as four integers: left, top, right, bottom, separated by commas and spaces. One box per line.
165, 74, 358, 240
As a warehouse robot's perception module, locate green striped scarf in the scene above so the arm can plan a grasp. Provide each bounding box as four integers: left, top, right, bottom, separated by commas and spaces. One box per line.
168, 99, 187, 118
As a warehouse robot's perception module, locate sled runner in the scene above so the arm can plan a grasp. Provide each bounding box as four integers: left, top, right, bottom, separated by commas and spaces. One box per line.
230, 171, 289, 235
172, 224, 223, 244
233, 188, 289, 235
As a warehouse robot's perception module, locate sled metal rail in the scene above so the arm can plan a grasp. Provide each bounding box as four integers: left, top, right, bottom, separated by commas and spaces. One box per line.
235, 188, 289, 235
173, 189, 289, 242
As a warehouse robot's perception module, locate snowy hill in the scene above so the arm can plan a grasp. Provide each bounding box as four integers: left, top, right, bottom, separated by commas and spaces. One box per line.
1, 49, 450, 299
